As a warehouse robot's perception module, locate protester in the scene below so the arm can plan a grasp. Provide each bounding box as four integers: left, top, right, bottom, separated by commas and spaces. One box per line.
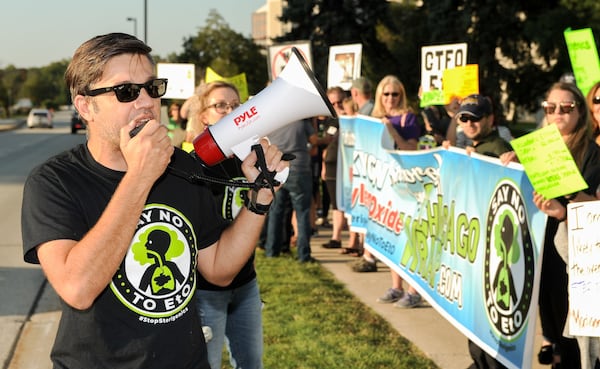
20, 33, 286, 369
192, 81, 264, 369
264, 118, 318, 263
446, 93, 512, 369
507, 82, 600, 369
350, 77, 374, 115
167, 102, 186, 148
586, 81, 600, 146
320, 87, 363, 256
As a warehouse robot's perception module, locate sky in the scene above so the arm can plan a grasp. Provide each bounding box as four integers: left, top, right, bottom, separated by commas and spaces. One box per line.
0, 0, 265, 68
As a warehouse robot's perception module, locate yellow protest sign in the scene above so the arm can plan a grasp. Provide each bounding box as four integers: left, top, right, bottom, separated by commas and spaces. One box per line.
511, 124, 588, 199
442, 64, 479, 104
205, 67, 249, 102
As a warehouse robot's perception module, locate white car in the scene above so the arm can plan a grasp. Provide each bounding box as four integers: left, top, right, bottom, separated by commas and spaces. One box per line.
27, 108, 53, 128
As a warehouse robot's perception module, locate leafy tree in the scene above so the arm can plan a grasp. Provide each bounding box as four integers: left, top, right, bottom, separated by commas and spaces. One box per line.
177, 10, 268, 95
21, 60, 70, 109
413, 0, 600, 122
276, 0, 396, 92
0, 66, 28, 116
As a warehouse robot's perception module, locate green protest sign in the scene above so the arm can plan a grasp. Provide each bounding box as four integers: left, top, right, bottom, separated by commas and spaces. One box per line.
564, 28, 600, 97
511, 124, 588, 199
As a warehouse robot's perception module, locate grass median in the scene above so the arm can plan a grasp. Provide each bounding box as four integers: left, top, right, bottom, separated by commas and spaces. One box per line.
248, 250, 439, 369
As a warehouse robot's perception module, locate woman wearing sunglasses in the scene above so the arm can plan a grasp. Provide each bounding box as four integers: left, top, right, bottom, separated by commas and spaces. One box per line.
529, 82, 600, 369
586, 81, 600, 146
350, 75, 424, 308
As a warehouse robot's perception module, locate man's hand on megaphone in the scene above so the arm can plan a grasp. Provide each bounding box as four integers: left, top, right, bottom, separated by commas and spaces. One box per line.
241, 138, 288, 205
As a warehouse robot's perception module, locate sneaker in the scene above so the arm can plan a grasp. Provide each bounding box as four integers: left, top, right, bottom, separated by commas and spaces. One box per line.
322, 240, 341, 249
377, 288, 404, 303
350, 258, 377, 272
394, 292, 422, 308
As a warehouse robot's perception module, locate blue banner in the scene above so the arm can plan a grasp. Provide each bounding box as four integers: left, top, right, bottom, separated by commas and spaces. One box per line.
338, 115, 547, 369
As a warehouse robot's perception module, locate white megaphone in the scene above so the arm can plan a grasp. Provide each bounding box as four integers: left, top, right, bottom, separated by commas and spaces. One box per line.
193, 47, 336, 168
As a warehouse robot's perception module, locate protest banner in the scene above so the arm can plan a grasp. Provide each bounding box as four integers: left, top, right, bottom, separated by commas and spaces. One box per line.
338, 115, 546, 369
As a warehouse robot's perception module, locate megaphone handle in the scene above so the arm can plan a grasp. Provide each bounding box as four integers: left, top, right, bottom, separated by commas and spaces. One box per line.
251, 144, 277, 197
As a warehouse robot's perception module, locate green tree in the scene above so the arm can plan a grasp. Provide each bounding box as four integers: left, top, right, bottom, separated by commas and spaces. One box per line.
0, 66, 28, 116
276, 0, 398, 92
177, 10, 268, 95
21, 61, 70, 109
413, 0, 600, 121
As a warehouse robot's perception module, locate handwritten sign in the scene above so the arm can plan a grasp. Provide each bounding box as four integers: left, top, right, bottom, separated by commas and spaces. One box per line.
511, 124, 587, 199
567, 201, 600, 336
442, 64, 479, 104
420, 43, 467, 107
564, 28, 600, 97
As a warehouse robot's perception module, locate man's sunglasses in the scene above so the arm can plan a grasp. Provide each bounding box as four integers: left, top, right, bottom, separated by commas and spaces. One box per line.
85, 78, 168, 102
541, 100, 577, 115
458, 114, 483, 123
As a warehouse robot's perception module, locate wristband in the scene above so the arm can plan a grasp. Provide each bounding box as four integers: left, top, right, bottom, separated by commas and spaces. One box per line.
244, 193, 271, 215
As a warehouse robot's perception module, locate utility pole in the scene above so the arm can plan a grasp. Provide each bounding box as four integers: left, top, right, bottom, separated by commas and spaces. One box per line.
126, 17, 137, 37
144, 0, 148, 43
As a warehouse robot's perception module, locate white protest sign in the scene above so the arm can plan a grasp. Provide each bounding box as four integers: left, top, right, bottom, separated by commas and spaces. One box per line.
421, 43, 468, 92
567, 201, 600, 336
157, 63, 195, 99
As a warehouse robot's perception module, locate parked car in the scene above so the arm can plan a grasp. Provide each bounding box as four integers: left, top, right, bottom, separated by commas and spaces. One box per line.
26, 108, 53, 128
71, 110, 86, 134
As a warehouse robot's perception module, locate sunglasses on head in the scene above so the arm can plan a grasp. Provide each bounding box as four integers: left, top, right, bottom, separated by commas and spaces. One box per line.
458, 114, 483, 123
383, 92, 400, 97
85, 78, 168, 103
593, 96, 600, 105
541, 100, 577, 115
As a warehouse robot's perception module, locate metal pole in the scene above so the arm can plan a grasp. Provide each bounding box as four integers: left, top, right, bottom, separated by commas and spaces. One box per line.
126, 17, 137, 37
144, 0, 147, 44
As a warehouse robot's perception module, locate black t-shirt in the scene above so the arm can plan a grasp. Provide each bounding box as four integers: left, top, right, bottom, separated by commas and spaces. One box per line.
21, 144, 229, 369
195, 156, 256, 291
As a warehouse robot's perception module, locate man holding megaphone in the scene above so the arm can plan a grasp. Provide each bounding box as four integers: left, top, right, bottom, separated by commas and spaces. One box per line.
20, 33, 289, 369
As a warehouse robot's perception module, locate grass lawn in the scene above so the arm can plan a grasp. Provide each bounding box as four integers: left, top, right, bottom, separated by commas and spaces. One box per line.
234, 250, 440, 369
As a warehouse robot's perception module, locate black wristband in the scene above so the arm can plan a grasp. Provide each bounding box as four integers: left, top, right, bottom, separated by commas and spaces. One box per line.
244, 194, 271, 215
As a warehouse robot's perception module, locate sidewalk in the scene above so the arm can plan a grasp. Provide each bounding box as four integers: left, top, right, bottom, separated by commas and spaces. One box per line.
3, 223, 545, 369
311, 223, 545, 369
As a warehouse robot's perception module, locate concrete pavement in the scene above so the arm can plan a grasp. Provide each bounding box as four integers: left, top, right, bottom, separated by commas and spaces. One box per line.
1, 221, 545, 369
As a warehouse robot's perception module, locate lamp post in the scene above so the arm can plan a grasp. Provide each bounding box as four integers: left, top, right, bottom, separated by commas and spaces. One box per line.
126, 17, 137, 37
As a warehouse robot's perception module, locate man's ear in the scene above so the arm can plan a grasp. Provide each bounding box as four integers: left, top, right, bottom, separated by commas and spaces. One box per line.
73, 95, 91, 123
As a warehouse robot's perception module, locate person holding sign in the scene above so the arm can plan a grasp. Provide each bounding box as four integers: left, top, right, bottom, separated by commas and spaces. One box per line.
586, 81, 600, 146
527, 82, 600, 369
444, 94, 512, 369
352, 75, 424, 309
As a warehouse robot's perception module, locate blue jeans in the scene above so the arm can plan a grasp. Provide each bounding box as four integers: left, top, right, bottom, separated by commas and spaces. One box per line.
265, 169, 313, 261
196, 278, 263, 369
